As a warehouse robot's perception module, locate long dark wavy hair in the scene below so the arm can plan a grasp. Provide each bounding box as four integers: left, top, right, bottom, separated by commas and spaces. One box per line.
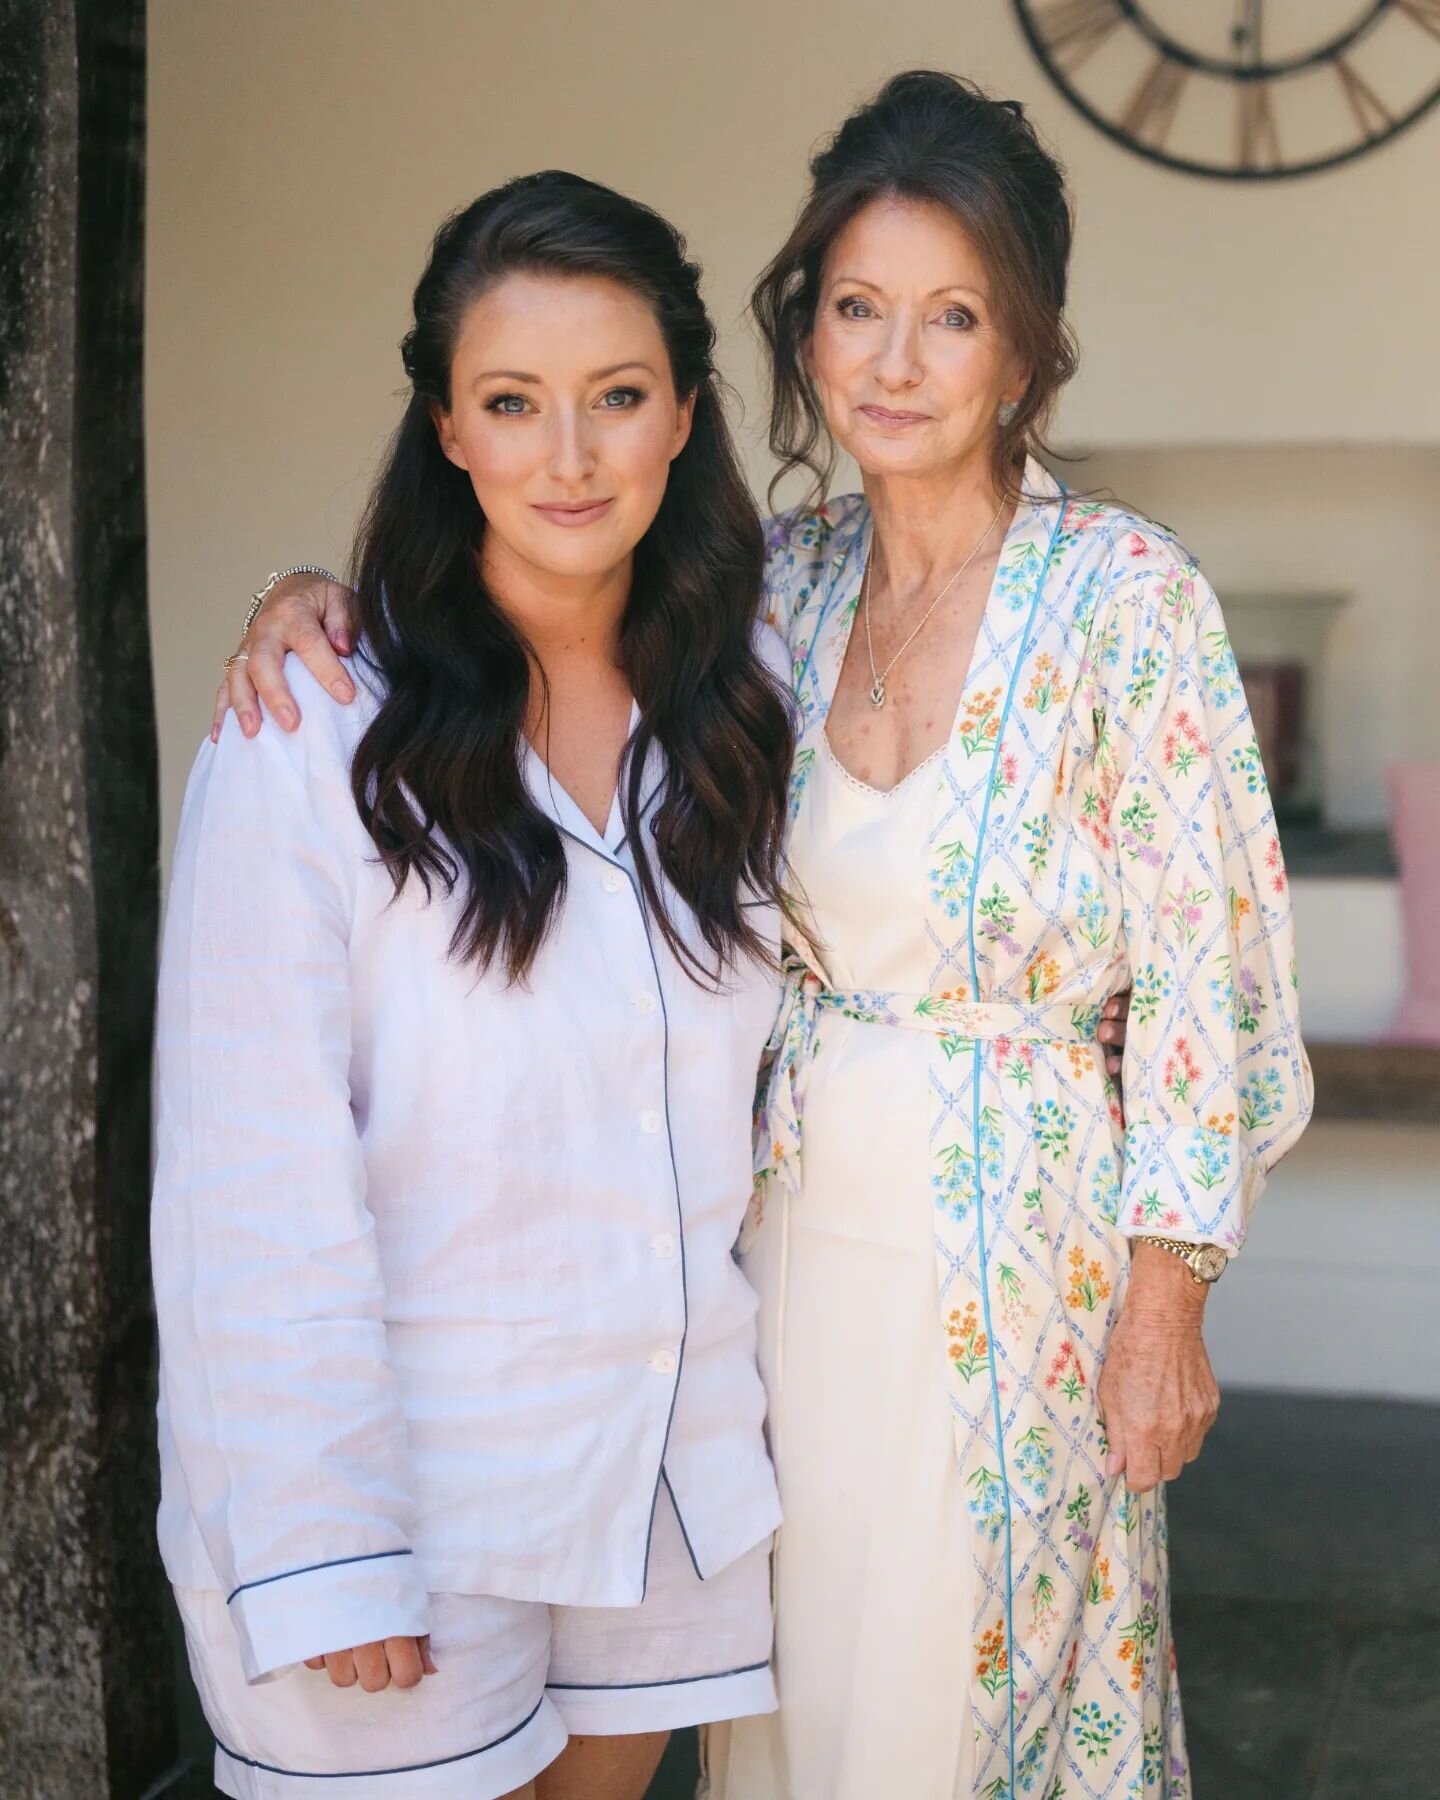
752, 70, 1079, 509
348, 171, 792, 985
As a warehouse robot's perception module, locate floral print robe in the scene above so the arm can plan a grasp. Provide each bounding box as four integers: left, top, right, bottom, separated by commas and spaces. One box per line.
750, 458, 1313, 1798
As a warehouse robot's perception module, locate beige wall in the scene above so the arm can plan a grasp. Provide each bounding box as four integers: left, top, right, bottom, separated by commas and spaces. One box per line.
147, 0, 1440, 852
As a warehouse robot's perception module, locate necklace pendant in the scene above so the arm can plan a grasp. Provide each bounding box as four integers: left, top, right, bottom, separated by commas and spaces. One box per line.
869, 677, 886, 708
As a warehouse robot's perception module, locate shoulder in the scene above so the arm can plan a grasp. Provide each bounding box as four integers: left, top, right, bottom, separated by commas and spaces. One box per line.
1064, 497, 1204, 590
761, 494, 869, 639
213, 651, 382, 794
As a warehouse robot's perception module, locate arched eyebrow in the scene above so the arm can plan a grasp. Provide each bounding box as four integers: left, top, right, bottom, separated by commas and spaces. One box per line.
826, 275, 989, 303
472, 360, 660, 386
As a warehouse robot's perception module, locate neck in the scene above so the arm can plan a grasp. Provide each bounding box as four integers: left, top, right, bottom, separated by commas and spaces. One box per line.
861, 440, 1013, 595
479, 530, 630, 669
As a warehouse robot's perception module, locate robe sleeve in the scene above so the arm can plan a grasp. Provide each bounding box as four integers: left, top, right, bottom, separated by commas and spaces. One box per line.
151, 666, 428, 1682
1097, 536, 1313, 1253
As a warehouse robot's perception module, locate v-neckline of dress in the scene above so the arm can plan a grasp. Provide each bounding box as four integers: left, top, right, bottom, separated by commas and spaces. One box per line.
818, 491, 1035, 797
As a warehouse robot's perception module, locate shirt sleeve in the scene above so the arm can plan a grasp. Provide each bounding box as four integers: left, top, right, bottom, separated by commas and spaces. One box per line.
151, 681, 428, 1683
1094, 535, 1314, 1253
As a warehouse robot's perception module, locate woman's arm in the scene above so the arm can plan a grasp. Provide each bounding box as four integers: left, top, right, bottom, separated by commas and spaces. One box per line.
153, 673, 428, 1682
211, 571, 359, 740
1090, 535, 1313, 1491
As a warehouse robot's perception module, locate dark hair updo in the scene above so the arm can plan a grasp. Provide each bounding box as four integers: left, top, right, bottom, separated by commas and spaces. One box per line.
752, 70, 1079, 506
349, 170, 792, 985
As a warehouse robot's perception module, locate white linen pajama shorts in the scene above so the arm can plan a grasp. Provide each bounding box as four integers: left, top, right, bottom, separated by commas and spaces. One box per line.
177, 1495, 776, 1799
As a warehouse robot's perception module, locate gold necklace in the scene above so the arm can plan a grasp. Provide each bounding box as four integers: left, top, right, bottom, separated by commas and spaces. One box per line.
861, 497, 1007, 708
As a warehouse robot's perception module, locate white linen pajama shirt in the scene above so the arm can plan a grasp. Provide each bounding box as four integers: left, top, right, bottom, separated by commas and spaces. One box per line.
151, 650, 785, 1797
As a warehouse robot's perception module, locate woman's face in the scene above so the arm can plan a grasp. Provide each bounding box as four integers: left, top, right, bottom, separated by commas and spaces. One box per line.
434, 272, 694, 585
808, 196, 1028, 485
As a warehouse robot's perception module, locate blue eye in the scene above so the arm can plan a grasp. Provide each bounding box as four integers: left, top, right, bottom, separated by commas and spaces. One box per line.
837, 296, 874, 320
942, 308, 975, 330
486, 393, 529, 415
599, 386, 644, 409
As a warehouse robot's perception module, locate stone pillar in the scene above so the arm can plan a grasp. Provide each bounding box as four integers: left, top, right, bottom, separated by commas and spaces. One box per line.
0, 2, 175, 1795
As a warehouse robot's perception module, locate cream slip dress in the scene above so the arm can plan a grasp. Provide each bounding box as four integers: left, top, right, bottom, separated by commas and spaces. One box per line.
704, 727, 975, 1800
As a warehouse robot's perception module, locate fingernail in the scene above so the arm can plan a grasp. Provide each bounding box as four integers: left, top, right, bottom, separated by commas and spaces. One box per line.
331, 678, 354, 701
240, 713, 257, 736
210, 725, 219, 744
335, 635, 351, 654
276, 705, 297, 730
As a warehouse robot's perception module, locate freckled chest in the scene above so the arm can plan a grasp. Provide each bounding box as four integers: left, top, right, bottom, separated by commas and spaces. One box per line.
825, 541, 1004, 793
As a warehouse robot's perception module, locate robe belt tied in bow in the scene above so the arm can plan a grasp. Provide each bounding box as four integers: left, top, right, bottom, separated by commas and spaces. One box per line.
753, 952, 1102, 1199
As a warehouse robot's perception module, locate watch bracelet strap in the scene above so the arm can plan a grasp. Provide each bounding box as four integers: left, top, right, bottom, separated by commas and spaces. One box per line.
1135, 1233, 1217, 1281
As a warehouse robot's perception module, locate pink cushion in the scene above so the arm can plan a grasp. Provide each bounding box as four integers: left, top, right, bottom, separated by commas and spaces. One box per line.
1386, 763, 1440, 1046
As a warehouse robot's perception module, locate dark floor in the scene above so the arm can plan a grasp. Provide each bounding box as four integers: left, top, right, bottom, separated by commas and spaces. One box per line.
150, 1392, 1440, 1800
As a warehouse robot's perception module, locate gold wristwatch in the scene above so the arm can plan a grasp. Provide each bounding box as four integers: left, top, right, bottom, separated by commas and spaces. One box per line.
1135, 1235, 1228, 1285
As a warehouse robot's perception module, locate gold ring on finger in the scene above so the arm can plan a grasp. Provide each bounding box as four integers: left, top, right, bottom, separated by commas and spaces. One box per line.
223, 650, 252, 671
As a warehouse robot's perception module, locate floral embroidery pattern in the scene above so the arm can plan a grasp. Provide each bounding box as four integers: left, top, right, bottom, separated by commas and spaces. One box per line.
1024, 653, 1069, 715
1044, 1338, 1088, 1402
1066, 1244, 1113, 1313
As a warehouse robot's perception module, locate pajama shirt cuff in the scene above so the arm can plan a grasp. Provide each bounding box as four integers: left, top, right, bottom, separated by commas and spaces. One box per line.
227, 1549, 430, 1684
1120, 1121, 1266, 1252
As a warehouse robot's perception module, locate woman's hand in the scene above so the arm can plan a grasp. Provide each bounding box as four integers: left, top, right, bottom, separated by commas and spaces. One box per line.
304, 1634, 437, 1691
1096, 988, 1129, 1094
1097, 1243, 1220, 1494
212, 573, 360, 742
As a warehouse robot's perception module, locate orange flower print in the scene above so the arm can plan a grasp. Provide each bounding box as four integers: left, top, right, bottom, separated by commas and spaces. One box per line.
1066, 1243, 1113, 1314
1086, 1555, 1116, 1606
1025, 954, 1061, 1002
1023, 653, 1069, 715
958, 686, 1003, 757
1117, 1604, 1159, 1692
975, 1618, 1010, 1698
947, 1301, 990, 1382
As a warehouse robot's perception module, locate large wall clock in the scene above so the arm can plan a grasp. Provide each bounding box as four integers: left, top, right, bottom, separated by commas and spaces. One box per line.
1013, 1, 1440, 179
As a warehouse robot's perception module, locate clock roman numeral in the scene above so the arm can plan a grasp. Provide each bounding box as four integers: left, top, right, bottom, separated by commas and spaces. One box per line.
1236, 81, 1281, 172
1031, 0, 1123, 74
1120, 54, 1188, 150
1395, 0, 1440, 43
1334, 56, 1395, 139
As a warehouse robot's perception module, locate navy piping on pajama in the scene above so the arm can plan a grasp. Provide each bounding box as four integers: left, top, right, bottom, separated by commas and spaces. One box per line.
546, 1657, 769, 1692
212, 1695, 545, 1780
225, 1549, 412, 1607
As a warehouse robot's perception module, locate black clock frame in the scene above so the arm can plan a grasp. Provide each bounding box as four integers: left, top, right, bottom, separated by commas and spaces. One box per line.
1012, 0, 1440, 180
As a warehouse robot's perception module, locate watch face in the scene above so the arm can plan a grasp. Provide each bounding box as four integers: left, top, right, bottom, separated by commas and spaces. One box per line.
1193, 1244, 1229, 1283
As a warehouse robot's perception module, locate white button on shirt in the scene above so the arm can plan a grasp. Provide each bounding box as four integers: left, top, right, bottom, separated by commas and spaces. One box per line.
151, 650, 787, 1684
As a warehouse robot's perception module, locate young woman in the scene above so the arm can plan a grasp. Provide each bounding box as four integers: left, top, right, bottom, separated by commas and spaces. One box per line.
209, 73, 1307, 1800
152, 171, 796, 1800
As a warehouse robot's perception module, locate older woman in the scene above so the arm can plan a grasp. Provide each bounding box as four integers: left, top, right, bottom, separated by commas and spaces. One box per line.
212, 73, 1310, 1800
